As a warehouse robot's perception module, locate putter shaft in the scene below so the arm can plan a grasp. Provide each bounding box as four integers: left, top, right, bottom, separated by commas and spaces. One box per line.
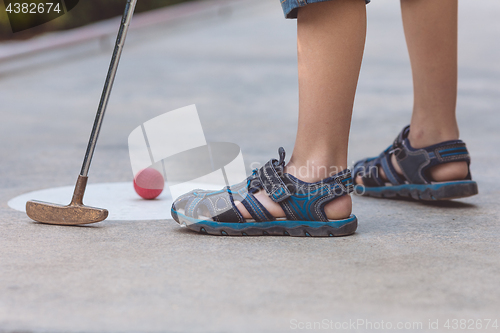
81, 0, 138, 177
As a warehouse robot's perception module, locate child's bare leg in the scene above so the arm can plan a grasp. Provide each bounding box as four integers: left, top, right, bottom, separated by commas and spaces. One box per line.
356, 0, 468, 185
402, 0, 468, 181
237, 0, 367, 220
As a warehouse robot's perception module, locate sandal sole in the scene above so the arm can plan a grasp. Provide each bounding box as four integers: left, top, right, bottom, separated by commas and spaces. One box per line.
172, 210, 357, 237
355, 180, 478, 201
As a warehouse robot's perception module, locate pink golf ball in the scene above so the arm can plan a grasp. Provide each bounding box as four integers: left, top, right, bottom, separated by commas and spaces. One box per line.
133, 168, 164, 200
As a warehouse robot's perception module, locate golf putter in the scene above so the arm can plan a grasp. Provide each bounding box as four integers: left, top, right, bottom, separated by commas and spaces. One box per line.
26, 0, 138, 225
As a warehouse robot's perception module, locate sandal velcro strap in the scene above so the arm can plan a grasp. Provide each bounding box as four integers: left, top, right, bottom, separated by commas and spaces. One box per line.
257, 147, 293, 203
394, 131, 471, 184
279, 169, 353, 222
335, 170, 354, 193
434, 143, 469, 162
394, 146, 432, 184
392, 125, 409, 149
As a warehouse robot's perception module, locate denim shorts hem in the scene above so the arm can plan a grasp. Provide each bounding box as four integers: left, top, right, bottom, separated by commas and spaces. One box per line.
281, 0, 371, 19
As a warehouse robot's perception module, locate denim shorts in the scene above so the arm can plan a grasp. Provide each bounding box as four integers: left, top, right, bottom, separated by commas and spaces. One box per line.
281, 0, 371, 19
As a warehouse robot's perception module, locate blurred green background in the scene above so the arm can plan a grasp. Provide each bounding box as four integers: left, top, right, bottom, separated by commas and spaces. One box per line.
0, 0, 192, 41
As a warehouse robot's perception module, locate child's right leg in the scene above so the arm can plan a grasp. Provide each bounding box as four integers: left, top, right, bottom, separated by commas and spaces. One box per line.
401, 0, 468, 182
354, 0, 478, 200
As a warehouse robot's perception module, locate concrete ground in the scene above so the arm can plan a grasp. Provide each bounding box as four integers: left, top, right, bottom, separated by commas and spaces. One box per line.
1, 0, 499, 332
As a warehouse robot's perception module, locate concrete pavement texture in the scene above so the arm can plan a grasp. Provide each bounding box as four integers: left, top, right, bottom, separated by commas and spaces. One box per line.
1, 0, 499, 332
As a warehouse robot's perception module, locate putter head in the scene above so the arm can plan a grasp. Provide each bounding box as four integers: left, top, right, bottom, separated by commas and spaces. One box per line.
25, 175, 108, 225
26, 200, 108, 225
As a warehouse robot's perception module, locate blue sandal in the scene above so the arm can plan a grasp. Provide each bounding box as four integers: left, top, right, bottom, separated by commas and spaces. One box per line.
353, 125, 478, 200
171, 148, 357, 237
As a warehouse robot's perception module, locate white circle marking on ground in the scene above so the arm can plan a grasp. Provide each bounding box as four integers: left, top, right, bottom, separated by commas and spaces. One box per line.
8, 182, 214, 221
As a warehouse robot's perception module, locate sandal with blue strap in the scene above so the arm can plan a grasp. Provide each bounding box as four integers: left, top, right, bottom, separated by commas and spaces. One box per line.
353, 125, 478, 200
171, 147, 357, 237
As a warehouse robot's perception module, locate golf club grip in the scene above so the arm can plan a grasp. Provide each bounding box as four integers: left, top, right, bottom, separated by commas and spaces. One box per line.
80, 0, 138, 177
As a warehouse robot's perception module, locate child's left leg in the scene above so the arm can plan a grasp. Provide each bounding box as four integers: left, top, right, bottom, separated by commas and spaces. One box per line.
243, 0, 366, 221
171, 0, 367, 236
